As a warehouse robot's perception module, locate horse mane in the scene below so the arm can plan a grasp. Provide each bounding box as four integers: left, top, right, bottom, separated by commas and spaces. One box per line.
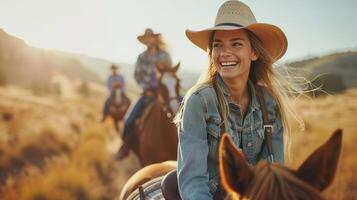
243, 161, 324, 200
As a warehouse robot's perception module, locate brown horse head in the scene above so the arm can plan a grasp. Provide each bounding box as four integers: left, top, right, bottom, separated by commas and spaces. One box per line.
218, 129, 343, 200
156, 62, 181, 118
108, 89, 131, 131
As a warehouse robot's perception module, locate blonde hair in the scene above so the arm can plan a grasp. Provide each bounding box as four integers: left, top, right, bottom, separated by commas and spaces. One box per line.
175, 30, 304, 160
156, 35, 168, 51
245, 30, 304, 160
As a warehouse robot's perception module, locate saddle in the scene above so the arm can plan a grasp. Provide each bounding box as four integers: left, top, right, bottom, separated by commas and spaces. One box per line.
125, 170, 181, 200
126, 176, 163, 200
161, 170, 181, 200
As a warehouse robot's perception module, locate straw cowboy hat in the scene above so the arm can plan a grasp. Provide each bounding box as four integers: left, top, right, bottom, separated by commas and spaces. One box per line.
110, 64, 119, 70
137, 28, 161, 45
186, 0, 287, 61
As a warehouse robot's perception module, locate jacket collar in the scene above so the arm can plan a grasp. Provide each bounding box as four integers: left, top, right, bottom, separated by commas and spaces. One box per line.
215, 74, 260, 111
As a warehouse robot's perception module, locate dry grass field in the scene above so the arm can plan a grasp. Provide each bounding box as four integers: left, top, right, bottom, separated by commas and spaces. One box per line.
0, 86, 140, 200
289, 88, 357, 199
0, 86, 356, 199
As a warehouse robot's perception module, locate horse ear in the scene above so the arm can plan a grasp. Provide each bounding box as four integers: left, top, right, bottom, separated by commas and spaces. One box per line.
296, 129, 343, 191
219, 133, 253, 196
172, 62, 180, 73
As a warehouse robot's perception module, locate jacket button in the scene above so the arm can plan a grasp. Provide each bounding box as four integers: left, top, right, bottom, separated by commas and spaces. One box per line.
247, 142, 252, 147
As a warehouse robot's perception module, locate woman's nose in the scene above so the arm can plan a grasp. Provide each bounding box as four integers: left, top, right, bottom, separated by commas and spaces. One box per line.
220, 45, 233, 56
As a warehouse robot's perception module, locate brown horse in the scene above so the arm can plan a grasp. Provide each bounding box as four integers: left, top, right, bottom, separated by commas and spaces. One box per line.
120, 129, 342, 200
218, 129, 343, 200
108, 84, 131, 132
130, 63, 181, 167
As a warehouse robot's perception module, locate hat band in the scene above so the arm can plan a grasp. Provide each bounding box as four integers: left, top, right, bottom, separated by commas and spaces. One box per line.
215, 23, 243, 28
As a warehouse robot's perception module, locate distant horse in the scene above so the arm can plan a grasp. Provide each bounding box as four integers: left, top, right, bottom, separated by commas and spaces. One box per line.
108, 83, 131, 132
120, 129, 342, 200
130, 62, 181, 167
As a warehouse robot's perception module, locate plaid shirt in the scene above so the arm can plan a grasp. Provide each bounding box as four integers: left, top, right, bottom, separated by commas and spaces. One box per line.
134, 49, 172, 90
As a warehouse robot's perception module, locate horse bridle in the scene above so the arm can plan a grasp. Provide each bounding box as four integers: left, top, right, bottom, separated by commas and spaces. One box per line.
157, 75, 181, 120
163, 96, 181, 119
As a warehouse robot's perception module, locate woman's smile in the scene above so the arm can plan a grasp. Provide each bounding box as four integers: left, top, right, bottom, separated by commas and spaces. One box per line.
220, 61, 238, 67
219, 61, 240, 73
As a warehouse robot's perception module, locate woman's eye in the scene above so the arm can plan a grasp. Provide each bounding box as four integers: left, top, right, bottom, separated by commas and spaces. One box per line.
213, 43, 222, 48
232, 42, 243, 47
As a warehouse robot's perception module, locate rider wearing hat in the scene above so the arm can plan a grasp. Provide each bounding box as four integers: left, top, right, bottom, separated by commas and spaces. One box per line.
102, 64, 125, 122
117, 28, 173, 159
174, 0, 301, 199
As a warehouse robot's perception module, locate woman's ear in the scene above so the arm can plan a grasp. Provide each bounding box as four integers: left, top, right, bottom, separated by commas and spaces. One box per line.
251, 51, 258, 61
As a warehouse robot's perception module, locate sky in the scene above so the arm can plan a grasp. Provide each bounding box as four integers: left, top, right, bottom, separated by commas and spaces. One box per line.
1, 0, 357, 73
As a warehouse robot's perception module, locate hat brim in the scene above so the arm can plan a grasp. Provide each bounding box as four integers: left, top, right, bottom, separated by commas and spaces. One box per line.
186, 23, 287, 62
137, 33, 161, 45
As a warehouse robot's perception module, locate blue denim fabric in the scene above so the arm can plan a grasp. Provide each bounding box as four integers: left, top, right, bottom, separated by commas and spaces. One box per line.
123, 96, 147, 139
177, 75, 284, 200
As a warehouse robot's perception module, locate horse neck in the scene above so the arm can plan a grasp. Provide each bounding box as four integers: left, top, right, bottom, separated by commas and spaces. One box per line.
137, 103, 178, 166
148, 102, 175, 128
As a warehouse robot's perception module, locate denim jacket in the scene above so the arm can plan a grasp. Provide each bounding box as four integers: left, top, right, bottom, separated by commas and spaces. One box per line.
177, 75, 284, 200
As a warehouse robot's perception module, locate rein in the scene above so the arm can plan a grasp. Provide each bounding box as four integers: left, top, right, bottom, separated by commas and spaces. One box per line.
161, 96, 180, 120
157, 75, 181, 120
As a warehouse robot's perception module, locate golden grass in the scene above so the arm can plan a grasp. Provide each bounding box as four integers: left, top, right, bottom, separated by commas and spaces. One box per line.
0, 124, 134, 200
0, 86, 356, 200
0, 87, 138, 200
289, 88, 357, 200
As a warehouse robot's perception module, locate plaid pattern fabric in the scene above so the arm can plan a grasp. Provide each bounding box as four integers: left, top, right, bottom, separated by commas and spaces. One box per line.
134, 49, 172, 90
126, 177, 165, 200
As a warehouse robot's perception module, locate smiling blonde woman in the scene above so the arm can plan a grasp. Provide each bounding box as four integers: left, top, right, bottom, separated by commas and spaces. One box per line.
174, 0, 302, 199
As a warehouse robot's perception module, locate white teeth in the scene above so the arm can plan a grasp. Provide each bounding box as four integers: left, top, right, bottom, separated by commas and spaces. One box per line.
220, 61, 238, 67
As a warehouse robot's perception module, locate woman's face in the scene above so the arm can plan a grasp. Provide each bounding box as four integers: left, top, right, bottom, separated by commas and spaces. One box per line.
145, 35, 158, 48
212, 29, 257, 81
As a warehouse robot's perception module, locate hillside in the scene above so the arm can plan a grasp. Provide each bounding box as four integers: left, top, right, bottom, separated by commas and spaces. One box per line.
76, 54, 200, 94
0, 28, 200, 98
0, 29, 102, 94
287, 51, 357, 94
